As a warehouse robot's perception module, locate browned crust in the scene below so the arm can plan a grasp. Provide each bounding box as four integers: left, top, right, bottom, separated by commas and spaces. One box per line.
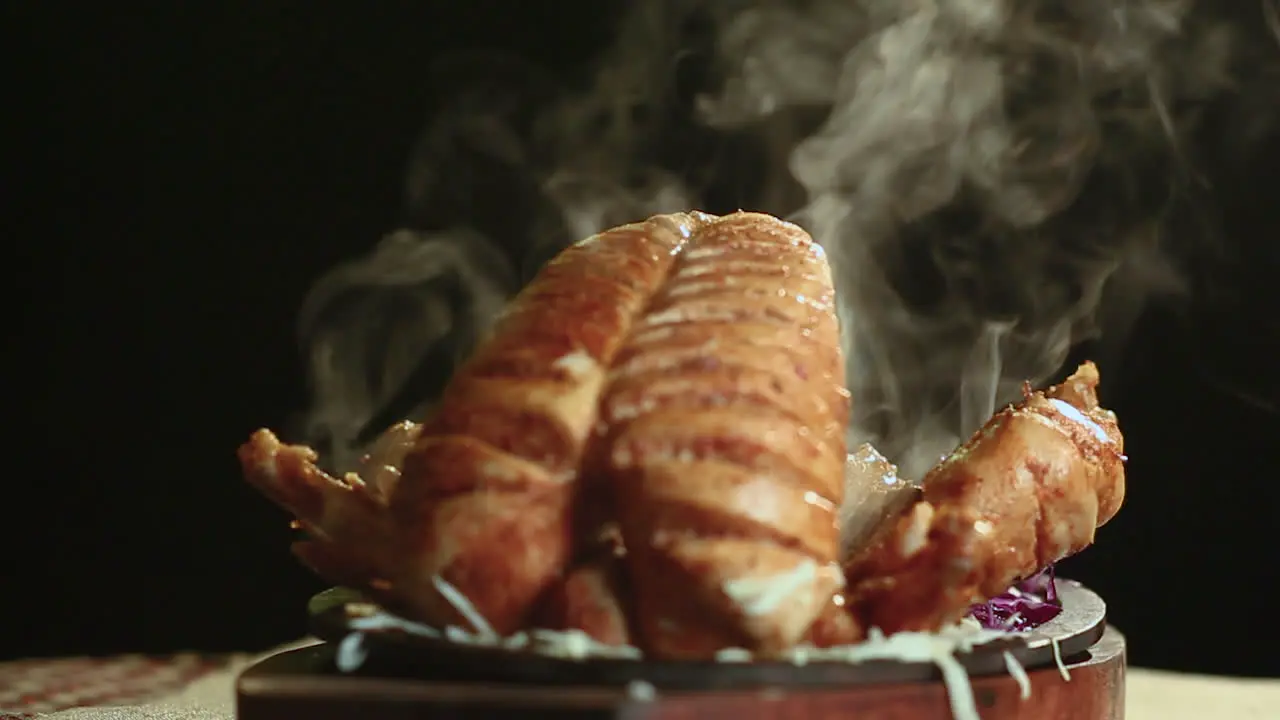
842, 362, 1126, 635
603, 213, 849, 658
236, 212, 1127, 659
385, 213, 709, 635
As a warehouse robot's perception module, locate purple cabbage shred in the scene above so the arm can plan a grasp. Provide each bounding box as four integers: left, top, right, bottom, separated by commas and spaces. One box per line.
967, 565, 1062, 631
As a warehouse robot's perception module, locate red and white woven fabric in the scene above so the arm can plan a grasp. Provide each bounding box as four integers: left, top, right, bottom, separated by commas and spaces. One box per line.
0, 654, 230, 718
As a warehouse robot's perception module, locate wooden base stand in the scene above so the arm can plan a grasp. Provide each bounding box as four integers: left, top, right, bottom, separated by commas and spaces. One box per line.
236, 626, 1125, 719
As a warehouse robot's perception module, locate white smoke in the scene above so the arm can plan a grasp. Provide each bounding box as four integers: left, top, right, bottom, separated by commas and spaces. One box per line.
295, 228, 515, 468
296, 0, 1270, 477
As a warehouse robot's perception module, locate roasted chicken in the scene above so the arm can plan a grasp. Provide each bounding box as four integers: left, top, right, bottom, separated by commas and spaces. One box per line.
237, 211, 1127, 660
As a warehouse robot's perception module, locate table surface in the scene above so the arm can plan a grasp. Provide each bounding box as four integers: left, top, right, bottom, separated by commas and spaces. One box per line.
2, 639, 1277, 720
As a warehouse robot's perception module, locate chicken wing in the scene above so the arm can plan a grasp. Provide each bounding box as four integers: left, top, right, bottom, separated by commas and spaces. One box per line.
842, 361, 1125, 635
238, 422, 421, 594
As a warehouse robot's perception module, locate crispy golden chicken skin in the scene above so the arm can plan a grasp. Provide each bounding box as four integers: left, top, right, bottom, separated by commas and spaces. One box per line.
238, 211, 1128, 655
841, 361, 1125, 635
239, 212, 851, 656
238, 421, 421, 603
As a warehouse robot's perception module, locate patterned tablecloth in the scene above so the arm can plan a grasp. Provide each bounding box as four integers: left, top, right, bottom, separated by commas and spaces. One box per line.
0, 652, 242, 719
2, 640, 1278, 720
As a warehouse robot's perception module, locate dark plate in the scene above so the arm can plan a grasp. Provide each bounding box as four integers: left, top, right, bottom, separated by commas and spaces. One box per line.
308, 579, 1105, 690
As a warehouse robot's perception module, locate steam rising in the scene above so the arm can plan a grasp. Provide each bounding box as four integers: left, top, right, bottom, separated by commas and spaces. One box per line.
298, 228, 514, 460
298, 0, 1266, 477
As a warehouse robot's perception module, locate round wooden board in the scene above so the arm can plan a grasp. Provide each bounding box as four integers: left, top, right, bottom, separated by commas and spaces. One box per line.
236, 626, 1126, 719
307, 579, 1106, 690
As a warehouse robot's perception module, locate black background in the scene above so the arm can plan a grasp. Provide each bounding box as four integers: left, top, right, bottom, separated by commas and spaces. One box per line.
11, 3, 1279, 677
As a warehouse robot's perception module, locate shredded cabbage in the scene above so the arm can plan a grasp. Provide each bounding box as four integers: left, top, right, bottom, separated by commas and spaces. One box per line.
967, 565, 1062, 631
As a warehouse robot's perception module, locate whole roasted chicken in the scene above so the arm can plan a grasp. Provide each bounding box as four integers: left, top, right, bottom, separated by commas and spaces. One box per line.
239, 211, 1125, 659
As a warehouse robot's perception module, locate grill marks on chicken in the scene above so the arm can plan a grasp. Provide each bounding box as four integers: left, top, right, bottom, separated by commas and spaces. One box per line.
386, 211, 854, 654
238, 211, 1129, 662
601, 214, 848, 658
241, 211, 852, 652
841, 362, 1125, 636
387, 213, 705, 635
